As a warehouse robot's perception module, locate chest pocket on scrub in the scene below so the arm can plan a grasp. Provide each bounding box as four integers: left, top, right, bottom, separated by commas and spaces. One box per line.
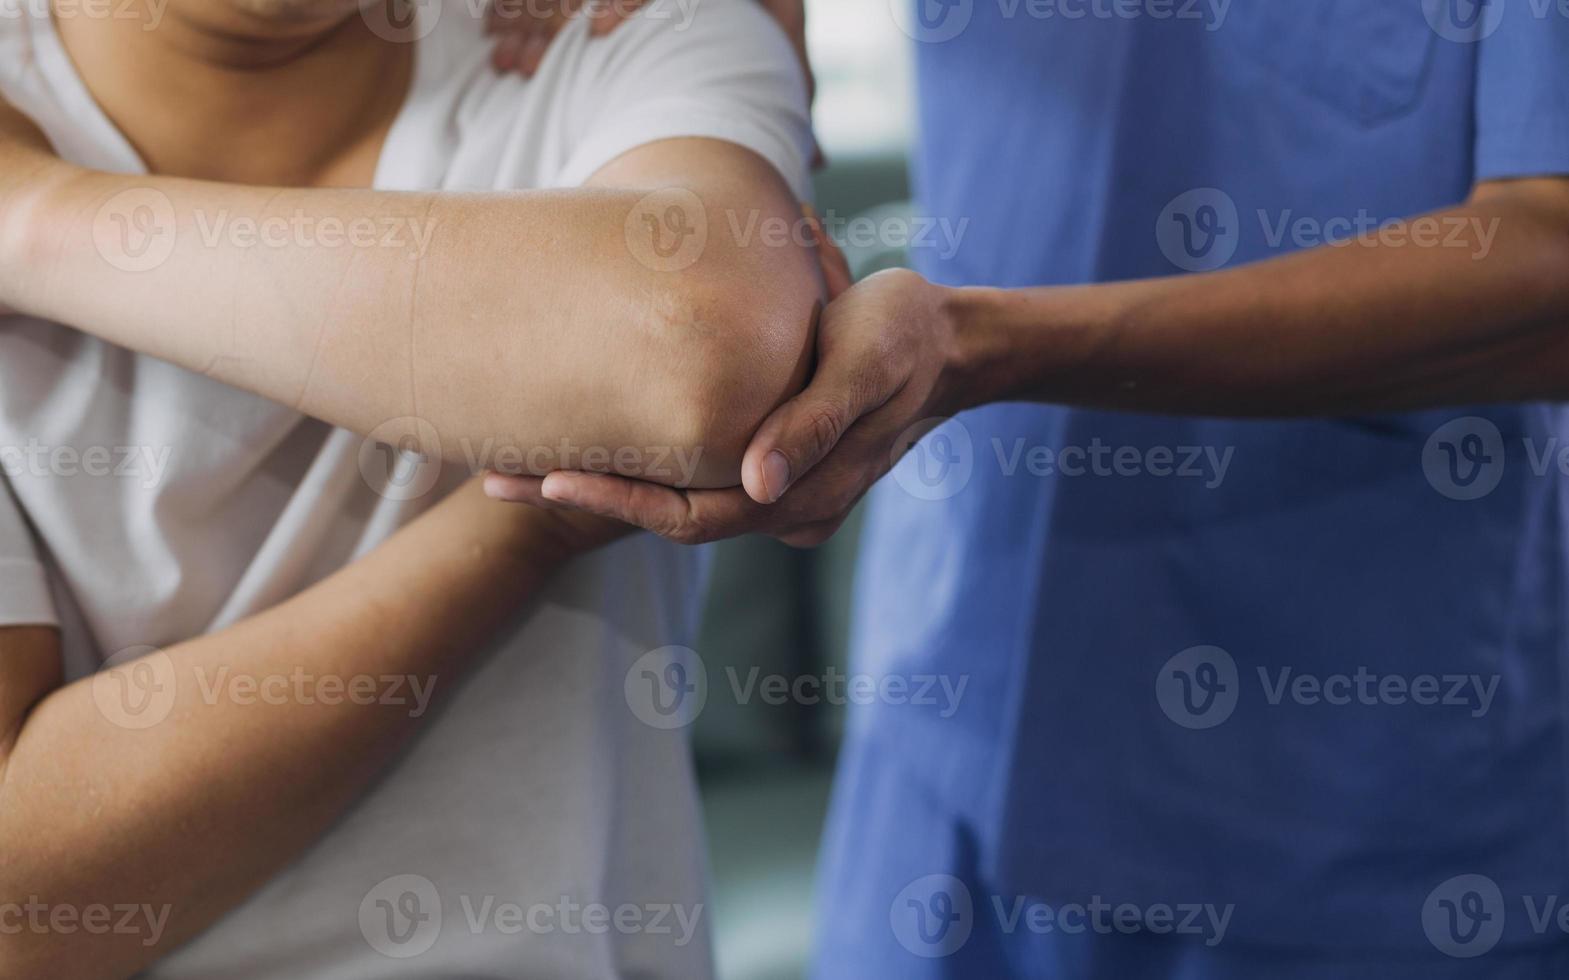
1222, 0, 1437, 124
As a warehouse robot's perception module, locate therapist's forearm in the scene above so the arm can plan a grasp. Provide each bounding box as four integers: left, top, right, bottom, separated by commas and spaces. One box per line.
948, 181, 1569, 416
0, 138, 820, 488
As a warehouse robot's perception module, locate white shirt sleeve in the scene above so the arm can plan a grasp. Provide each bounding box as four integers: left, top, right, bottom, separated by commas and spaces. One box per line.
0, 475, 56, 628
551, 0, 815, 200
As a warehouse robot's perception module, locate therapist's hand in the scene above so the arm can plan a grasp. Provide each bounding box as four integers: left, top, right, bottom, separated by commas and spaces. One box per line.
485, 269, 961, 548
487, 0, 815, 104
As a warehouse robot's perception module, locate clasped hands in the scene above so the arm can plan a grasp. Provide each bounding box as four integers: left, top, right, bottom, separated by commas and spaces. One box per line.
486, 262, 969, 549
479, 0, 977, 547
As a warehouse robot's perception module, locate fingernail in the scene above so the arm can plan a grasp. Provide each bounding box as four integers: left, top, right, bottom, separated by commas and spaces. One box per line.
540, 473, 572, 503
762, 451, 791, 503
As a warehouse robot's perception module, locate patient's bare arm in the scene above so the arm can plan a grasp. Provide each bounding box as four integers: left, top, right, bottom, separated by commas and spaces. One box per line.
0, 128, 822, 488
0, 481, 630, 980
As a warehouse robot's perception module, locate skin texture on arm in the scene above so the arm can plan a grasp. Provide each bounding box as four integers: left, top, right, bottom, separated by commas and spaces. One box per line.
0, 484, 629, 980
0, 132, 822, 488
955, 178, 1569, 416
484, 177, 1569, 547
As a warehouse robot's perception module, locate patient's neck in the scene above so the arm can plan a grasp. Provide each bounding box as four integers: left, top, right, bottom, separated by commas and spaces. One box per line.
51, 0, 412, 187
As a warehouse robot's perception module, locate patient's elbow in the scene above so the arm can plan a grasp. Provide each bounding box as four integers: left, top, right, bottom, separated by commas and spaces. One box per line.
654, 241, 821, 489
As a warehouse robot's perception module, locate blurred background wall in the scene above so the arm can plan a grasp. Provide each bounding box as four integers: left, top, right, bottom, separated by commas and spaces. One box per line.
692, 5, 915, 978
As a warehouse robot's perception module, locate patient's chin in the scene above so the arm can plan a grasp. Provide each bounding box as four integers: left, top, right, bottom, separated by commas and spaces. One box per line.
217, 0, 365, 30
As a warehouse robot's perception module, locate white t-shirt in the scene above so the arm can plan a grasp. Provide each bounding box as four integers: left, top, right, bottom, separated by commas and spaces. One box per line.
0, 2, 811, 977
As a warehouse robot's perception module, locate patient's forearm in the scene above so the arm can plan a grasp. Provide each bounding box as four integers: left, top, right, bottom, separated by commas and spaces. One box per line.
0, 139, 820, 487
0, 483, 563, 979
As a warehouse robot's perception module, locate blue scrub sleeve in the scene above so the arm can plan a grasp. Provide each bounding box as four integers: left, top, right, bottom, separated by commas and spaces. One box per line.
1475, 0, 1569, 180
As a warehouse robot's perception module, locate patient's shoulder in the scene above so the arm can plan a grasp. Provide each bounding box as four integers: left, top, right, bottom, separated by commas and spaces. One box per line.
396, 0, 810, 194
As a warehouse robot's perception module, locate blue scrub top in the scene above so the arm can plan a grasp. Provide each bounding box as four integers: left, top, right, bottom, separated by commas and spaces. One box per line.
816, 1, 1569, 975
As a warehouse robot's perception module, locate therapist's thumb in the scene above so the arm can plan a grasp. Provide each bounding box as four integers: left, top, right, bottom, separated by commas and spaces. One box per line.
742, 369, 883, 505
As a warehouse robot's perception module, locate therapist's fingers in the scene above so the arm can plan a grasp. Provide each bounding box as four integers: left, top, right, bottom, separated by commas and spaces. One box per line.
538, 473, 765, 545
740, 351, 895, 505
480, 473, 570, 509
